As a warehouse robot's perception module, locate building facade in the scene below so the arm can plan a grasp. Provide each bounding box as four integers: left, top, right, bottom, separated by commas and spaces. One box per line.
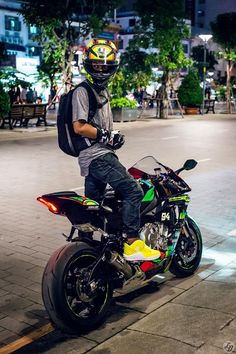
115, 1, 191, 58
0, 0, 40, 58
188, 0, 236, 35
0, 0, 41, 83
189, 0, 236, 78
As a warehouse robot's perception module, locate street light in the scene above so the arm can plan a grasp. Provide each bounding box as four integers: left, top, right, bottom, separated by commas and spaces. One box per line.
199, 34, 212, 114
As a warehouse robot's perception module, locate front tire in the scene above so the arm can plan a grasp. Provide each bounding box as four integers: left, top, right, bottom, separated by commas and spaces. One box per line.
170, 216, 202, 278
42, 242, 112, 333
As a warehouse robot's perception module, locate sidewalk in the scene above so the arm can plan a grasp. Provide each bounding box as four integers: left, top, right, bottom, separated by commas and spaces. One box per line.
1, 231, 236, 354
1, 107, 236, 143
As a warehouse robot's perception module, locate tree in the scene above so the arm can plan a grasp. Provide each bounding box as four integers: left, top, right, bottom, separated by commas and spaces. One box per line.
37, 55, 62, 95
191, 45, 218, 79
0, 68, 31, 89
178, 69, 202, 108
20, 0, 121, 92
0, 42, 7, 61
0, 82, 10, 123
120, 49, 153, 92
132, 0, 191, 118
211, 12, 236, 113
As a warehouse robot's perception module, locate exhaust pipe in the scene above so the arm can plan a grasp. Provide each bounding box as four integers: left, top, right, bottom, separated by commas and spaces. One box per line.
105, 251, 133, 279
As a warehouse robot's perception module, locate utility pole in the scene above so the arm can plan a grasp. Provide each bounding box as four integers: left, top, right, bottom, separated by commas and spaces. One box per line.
199, 34, 212, 114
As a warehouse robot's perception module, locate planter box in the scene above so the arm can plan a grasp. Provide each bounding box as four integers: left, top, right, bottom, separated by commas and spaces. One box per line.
184, 107, 200, 115
112, 107, 138, 122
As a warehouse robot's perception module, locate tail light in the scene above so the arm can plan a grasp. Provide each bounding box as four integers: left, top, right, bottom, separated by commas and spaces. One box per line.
37, 197, 59, 214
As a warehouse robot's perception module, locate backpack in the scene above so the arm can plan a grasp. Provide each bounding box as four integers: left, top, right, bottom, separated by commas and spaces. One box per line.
57, 81, 98, 157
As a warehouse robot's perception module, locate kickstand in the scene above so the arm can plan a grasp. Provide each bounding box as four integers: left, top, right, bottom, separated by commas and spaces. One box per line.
62, 226, 76, 241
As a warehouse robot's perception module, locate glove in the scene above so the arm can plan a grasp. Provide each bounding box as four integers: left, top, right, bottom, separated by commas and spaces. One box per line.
107, 130, 125, 150
96, 128, 111, 145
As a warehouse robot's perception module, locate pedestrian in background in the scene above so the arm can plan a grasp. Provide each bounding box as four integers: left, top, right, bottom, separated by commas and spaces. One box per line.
26, 87, 34, 103
8, 86, 17, 105
20, 85, 27, 103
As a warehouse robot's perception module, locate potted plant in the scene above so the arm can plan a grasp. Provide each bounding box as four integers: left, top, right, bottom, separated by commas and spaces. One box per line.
110, 97, 138, 122
0, 82, 10, 127
109, 71, 138, 122
178, 70, 203, 114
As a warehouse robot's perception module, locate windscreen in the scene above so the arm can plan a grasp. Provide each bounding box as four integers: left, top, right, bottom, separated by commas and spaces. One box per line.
128, 156, 169, 178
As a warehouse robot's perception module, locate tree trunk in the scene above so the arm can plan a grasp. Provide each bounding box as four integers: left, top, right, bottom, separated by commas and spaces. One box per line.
62, 48, 74, 93
158, 72, 169, 119
226, 60, 231, 114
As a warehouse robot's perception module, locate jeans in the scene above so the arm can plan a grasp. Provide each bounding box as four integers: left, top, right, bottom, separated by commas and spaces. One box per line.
85, 153, 144, 237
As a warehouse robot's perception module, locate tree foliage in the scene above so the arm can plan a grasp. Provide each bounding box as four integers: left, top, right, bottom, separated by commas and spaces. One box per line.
0, 42, 7, 60
133, 0, 191, 70
0, 68, 31, 89
20, 0, 121, 90
211, 13, 236, 51
36, 51, 63, 91
211, 12, 236, 113
0, 82, 10, 118
120, 49, 153, 91
178, 70, 202, 107
108, 49, 154, 99
131, 0, 191, 117
109, 70, 125, 99
191, 45, 218, 78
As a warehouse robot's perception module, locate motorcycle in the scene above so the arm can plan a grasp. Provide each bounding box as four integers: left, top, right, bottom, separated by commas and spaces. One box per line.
37, 156, 202, 333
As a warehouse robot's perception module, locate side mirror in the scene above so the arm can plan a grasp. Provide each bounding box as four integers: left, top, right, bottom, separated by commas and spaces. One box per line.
183, 159, 198, 170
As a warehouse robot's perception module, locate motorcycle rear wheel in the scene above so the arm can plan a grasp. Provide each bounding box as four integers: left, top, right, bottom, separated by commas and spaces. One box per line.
170, 216, 202, 278
42, 242, 112, 333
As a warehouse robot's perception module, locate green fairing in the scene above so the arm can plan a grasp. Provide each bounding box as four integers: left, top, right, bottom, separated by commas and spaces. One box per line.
71, 197, 83, 202
166, 245, 174, 256
168, 195, 190, 203
179, 211, 187, 219
142, 186, 155, 202
70, 196, 99, 206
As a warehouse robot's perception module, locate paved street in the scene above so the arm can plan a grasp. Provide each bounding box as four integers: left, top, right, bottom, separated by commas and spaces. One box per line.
0, 112, 236, 353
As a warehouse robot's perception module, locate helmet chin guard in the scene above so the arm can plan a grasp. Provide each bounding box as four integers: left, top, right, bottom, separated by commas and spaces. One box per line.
83, 39, 120, 84
91, 77, 110, 91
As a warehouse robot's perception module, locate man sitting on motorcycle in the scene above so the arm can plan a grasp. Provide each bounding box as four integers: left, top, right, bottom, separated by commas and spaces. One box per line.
72, 38, 160, 262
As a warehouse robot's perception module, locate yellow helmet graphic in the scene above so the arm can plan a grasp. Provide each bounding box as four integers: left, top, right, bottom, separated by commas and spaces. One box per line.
83, 38, 120, 86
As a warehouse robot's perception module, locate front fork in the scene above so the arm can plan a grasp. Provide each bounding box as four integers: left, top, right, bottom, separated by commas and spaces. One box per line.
162, 205, 189, 271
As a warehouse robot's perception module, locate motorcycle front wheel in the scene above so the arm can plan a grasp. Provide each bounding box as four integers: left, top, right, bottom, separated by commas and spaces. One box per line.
42, 242, 113, 333
170, 216, 202, 278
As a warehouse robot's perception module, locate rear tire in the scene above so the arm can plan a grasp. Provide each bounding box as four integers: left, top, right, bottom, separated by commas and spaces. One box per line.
170, 216, 202, 278
42, 242, 112, 333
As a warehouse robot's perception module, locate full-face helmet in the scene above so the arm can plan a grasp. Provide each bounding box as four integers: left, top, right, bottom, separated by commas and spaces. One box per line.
83, 38, 120, 88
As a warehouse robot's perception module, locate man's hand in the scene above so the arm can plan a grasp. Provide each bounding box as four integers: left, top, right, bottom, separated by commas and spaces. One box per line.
96, 128, 111, 144
96, 129, 125, 150
107, 130, 125, 150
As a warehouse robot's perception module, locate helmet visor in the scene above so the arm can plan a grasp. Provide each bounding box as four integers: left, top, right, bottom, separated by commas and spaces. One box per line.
91, 62, 117, 73
84, 61, 119, 79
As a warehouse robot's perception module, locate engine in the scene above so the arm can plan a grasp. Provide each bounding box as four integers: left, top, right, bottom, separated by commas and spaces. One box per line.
139, 222, 170, 251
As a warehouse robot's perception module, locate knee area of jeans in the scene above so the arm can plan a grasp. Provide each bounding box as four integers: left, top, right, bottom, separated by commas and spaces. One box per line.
134, 183, 144, 199
127, 185, 144, 203
137, 187, 144, 201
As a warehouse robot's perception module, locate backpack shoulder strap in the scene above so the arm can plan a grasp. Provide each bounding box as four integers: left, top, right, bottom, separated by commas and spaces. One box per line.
78, 81, 98, 122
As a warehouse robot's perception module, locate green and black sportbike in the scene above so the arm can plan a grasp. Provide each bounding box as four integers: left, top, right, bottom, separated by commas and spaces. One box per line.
37, 156, 202, 333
